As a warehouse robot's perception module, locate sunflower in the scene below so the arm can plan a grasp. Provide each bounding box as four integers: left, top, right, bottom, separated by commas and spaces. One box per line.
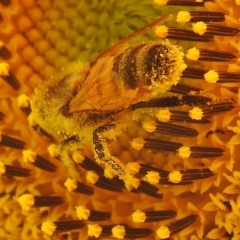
1, 0, 240, 240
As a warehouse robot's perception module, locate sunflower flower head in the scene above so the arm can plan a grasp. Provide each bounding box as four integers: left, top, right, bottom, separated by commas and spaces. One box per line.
1, 0, 240, 240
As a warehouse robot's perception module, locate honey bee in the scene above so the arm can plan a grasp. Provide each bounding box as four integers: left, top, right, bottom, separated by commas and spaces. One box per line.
29, 14, 189, 190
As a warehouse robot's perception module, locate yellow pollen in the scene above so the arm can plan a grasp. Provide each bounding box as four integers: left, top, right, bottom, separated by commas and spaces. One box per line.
153, 0, 168, 6
177, 146, 191, 158
189, 107, 203, 120
86, 171, 99, 184
17, 94, 30, 108
88, 224, 102, 238
71, 150, 85, 163
126, 162, 140, 175
28, 114, 38, 127
144, 171, 160, 185
18, 194, 34, 211
47, 144, 60, 157
112, 225, 126, 239
0, 63, 9, 76
130, 138, 144, 150
156, 225, 171, 239
41, 221, 56, 236
132, 209, 146, 223
154, 26, 168, 38
104, 167, 116, 179
168, 170, 182, 183
186, 47, 200, 61
177, 11, 191, 23
0, 162, 5, 174
64, 178, 77, 192
204, 70, 219, 83
142, 120, 156, 133
192, 21, 207, 35
124, 176, 140, 190
22, 149, 37, 163
76, 206, 90, 220
156, 109, 171, 122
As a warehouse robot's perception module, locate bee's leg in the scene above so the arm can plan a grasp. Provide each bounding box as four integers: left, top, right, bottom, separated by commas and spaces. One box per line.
92, 124, 137, 190
93, 124, 125, 176
58, 135, 82, 181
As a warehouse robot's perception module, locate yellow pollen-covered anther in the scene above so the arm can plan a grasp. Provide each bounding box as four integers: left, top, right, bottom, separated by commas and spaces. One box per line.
47, 144, 60, 157
18, 194, 34, 211
155, 26, 168, 38
126, 162, 140, 175
0, 162, 5, 174
88, 224, 102, 238
130, 138, 144, 150
0, 63, 9, 76
144, 171, 160, 185
192, 22, 207, 35
189, 107, 203, 120
22, 149, 37, 163
28, 114, 38, 127
41, 221, 56, 236
72, 150, 85, 163
112, 225, 126, 239
132, 209, 146, 223
168, 170, 182, 183
86, 171, 99, 184
104, 167, 116, 179
177, 11, 191, 23
156, 109, 171, 122
153, 0, 168, 6
204, 70, 219, 83
186, 47, 200, 61
64, 178, 77, 192
17, 94, 30, 108
124, 175, 140, 190
76, 206, 90, 220
156, 225, 171, 239
143, 120, 156, 133
178, 146, 191, 158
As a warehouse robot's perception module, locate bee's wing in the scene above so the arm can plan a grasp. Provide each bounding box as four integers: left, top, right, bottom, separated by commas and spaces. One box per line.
68, 54, 140, 113
90, 14, 171, 67
68, 14, 171, 114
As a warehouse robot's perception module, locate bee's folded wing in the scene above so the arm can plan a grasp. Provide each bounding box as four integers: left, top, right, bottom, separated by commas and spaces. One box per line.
68, 57, 139, 113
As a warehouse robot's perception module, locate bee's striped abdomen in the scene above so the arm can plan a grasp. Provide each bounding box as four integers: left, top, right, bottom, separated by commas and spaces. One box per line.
113, 42, 186, 93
